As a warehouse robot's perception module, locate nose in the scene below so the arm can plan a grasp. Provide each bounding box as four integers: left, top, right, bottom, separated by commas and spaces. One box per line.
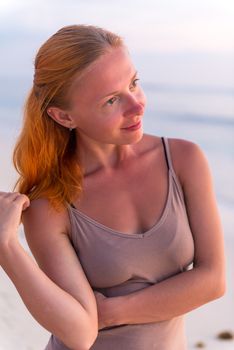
123, 95, 145, 119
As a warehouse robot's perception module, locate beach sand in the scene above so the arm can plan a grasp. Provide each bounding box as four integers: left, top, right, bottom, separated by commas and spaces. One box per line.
0, 136, 233, 350
0, 229, 233, 350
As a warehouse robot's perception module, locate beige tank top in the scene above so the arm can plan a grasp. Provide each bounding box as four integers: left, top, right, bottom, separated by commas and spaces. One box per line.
45, 137, 194, 350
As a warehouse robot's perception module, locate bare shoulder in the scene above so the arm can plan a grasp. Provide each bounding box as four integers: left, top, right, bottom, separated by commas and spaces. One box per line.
168, 137, 204, 160
167, 137, 211, 188
138, 134, 207, 172
135, 134, 208, 177
138, 134, 207, 165
22, 198, 71, 248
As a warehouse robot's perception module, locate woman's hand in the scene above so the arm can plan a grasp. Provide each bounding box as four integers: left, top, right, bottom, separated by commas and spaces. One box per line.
0, 192, 30, 248
93, 291, 124, 330
0, 196, 98, 350
93, 291, 109, 330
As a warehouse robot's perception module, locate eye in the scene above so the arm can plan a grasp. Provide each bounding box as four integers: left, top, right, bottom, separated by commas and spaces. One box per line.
106, 96, 118, 106
130, 78, 140, 90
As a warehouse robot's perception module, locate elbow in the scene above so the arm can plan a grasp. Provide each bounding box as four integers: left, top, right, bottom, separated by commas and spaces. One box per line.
213, 278, 226, 299
83, 312, 98, 349
71, 321, 98, 350
74, 331, 98, 350
66, 329, 98, 350
61, 314, 98, 350
206, 273, 226, 302
72, 337, 97, 350
195, 263, 226, 303
83, 327, 98, 350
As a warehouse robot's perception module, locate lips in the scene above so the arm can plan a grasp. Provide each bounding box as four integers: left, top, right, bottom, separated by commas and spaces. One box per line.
122, 121, 141, 130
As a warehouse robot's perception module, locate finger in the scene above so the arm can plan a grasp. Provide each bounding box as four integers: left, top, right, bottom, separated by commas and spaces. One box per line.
11, 192, 22, 201
0, 191, 17, 199
13, 194, 30, 211
0, 192, 30, 211
0, 192, 20, 206
0, 191, 21, 201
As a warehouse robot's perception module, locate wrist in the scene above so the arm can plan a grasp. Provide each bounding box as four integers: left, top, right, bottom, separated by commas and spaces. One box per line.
105, 295, 128, 327
0, 240, 22, 266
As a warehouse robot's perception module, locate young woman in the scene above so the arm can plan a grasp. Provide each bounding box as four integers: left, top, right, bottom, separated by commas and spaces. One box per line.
0, 25, 225, 350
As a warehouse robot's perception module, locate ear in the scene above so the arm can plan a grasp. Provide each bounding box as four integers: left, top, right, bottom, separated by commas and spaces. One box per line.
47, 107, 74, 129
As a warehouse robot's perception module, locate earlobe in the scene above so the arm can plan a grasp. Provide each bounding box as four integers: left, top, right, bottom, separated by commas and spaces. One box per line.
46, 107, 73, 129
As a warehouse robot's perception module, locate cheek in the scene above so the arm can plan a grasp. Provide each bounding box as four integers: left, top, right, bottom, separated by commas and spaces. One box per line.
87, 110, 119, 133
99, 106, 122, 124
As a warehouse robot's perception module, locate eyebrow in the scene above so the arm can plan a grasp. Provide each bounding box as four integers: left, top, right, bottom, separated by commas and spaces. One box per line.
100, 71, 138, 100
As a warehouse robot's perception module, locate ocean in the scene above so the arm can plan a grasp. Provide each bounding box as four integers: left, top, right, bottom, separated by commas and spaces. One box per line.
0, 52, 234, 238
1, 2, 234, 346
0, 51, 234, 350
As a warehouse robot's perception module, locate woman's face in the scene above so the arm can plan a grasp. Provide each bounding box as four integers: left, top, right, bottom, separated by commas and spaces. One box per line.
67, 46, 146, 146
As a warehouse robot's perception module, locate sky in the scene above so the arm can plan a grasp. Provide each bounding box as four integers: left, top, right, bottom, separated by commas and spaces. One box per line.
0, 0, 234, 82
0, 0, 233, 186
1, 0, 234, 52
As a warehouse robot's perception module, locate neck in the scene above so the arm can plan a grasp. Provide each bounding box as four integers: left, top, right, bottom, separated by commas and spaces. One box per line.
75, 133, 137, 176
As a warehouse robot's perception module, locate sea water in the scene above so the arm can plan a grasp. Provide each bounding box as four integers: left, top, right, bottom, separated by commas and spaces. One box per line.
1, 52, 233, 235
0, 52, 234, 350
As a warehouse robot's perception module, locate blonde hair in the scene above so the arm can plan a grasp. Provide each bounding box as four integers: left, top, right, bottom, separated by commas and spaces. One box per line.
13, 24, 123, 209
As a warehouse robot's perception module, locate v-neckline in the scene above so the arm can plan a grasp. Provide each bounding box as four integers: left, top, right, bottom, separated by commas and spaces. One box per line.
69, 170, 172, 239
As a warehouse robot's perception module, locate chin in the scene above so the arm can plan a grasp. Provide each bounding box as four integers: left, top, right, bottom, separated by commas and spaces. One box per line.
120, 129, 144, 145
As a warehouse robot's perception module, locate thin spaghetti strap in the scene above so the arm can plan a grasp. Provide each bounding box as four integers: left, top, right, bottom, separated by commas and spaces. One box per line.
161, 137, 170, 170
162, 137, 186, 203
161, 137, 174, 171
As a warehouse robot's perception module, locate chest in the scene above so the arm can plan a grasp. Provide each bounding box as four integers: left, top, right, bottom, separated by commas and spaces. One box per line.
69, 195, 194, 293
73, 162, 168, 235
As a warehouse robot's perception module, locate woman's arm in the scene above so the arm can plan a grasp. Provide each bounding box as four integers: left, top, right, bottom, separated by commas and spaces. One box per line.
95, 139, 226, 328
0, 193, 98, 350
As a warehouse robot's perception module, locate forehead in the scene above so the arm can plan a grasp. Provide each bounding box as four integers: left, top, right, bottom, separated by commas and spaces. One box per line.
69, 46, 136, 101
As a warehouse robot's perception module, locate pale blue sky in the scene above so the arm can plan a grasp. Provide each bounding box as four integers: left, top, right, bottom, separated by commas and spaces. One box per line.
1, 0, 234, 52
0, 0, 233, 87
